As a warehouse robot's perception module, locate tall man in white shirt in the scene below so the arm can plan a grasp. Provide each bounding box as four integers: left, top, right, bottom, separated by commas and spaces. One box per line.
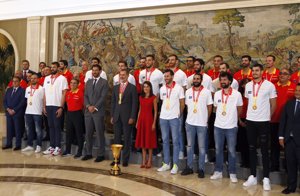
113, 61, 136, 86
187, 58, 213, 91
243, 64, 277, 191
22, 74, 45, 153
181, 73, 213, 178
168, 54, 187, 159
211, 63, 239, 93
139, 54, 164, 96
84, 57, 108, 83
157, 69, 185, 174
210, 72, 243, 183
43, 62, 69, 156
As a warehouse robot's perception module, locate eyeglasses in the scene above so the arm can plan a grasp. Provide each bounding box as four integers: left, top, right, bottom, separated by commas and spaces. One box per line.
279, 72, 290, 75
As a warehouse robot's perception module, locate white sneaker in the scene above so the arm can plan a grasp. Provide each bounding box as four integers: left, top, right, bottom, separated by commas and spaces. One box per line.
205, 154, 208, 163
156, 152, 162, 157
43, 147, 54, 155
230, 174, 238, 183
22, 146, 34, 152
263, 177, 271, 191
210, 171, 223, 180
35, 146, 41, 153
157, 162, 171, 172
179, 151, 184, 160
243, 175, 257, 187
52, 147, 61, 156
170, 164, 178, 175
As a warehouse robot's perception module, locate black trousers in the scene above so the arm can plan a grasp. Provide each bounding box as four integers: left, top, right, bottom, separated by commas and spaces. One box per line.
285, 137, 300, 190
114, 117, 133, 163
270, 123, 280, 169
237, 118, 249, 166
66, 110, 84, 154
246, 120, 270, 177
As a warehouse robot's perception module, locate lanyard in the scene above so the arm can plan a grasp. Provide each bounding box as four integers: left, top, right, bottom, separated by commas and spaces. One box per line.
146, 68, 155, 81
51, 74, 58, 85
192, 86, 203, 103
221, 87, 232, 114
30, 84, 39, 96
166, 82, 175, 99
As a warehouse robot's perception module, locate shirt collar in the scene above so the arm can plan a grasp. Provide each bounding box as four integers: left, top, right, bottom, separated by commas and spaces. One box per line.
277, 81, 291, 87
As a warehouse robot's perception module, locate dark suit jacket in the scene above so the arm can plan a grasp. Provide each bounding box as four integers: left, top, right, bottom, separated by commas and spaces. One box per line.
279, 99, 300, 145
3, 87, 26, 117
111, 83, 138, 123
84, 77, 109, 117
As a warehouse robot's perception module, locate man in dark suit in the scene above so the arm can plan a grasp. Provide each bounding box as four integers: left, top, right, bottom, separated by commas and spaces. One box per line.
279, 83, 300, 194
2, 76, 26, 150
111, 69, 138, 167
82, 64, 109, 162
21, 60, 35, 83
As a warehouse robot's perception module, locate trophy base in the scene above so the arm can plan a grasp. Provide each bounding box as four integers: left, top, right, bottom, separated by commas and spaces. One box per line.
110, 168, 122, 176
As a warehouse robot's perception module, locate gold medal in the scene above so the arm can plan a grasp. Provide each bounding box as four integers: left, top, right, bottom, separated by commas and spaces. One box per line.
29, 102, 32, 105
222, 111, 226, 116
252, 105, 257, 110
118, 93, 122, 105
28, 97, 33, 106
193, 109, 197, 113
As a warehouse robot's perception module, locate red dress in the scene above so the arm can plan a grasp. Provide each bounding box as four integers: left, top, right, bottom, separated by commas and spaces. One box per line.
135, 95, 157, 149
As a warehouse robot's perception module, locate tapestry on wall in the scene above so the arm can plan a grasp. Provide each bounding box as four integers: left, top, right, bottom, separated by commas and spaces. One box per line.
58, 3, 300, 76
0, 33, 15, 112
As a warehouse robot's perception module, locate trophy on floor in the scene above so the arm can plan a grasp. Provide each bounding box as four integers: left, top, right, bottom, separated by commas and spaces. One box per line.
110, 144, 123, 176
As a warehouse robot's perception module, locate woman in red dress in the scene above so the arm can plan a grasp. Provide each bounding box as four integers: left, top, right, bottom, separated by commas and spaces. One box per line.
135, 81, 158, 168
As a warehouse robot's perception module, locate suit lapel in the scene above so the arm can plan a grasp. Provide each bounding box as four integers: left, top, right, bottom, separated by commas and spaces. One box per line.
122, 84, 130, 101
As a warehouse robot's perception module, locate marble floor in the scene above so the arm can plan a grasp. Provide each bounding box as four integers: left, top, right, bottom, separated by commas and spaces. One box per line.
0, 145, 298, 196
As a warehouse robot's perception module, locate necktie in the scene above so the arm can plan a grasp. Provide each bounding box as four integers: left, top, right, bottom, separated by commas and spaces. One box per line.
295, 101, 300, 115
11, 88, 16, 97
23, 70, 26, 79
92, 79, 97, 90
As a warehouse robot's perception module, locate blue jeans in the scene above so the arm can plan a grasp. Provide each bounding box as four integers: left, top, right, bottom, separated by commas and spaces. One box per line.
185, 123, 207, 171
214, 126, 238, 174
46, 106, 63, 148
179, 115, 184, 152
25, 114, 43, 146
160, 118, 180, 165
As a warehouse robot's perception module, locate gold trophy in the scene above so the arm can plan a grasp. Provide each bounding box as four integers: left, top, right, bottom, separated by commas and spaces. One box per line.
110, 144, 123, 176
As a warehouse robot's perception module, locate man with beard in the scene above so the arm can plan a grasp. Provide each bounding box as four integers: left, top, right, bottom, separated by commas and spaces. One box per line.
167, 54, 187, 159
234, 55, 253, 83
184, 56, 195, 77
84, 57, 108, 83
7, 70, 28, 90
186, 58, 213, 91
111, 69, 138, 167
207, 55, 223, 80
42, 62, 68, 156
133, 57, 146, 95
82, 64, 109, 162
157, 69, 185, 174
59, 60, 73, 85
21, 60, 35, 83
262, 55, 280, 84
210, 72, 243, 183
243, 64, 277, 191
37, 62, 46, 78
139, 55, 164, 96
113, 61, 136, 86
290, 56, 300, 84
181, 73, 213, 178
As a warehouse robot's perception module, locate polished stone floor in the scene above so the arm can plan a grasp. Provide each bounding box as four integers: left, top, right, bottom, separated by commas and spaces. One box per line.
0, 146, 298, 196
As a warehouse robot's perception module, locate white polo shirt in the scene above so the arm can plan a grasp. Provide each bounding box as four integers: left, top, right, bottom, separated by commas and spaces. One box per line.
211, 78, 239, 93
160, 83, 185, 120
165, 69, 187, 87
43, 75, 69, 107
113, 74, 136, 86
84, 70, 107, 83
245, 80, 277, 121
185, 87, 213, 126
139, 68, 163, 96
214, 89, 243, 129
187, 73, 213, 91
25, 85, 45, 115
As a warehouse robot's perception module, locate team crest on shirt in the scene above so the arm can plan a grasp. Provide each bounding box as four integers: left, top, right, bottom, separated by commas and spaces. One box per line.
27, 92, 30, 94
218, 99, 221, 103
47, 81, 50, 84
189, 96, 192, 99
142, 76, 145, 79
248, 91, 252, 94
162, 93, 166, 96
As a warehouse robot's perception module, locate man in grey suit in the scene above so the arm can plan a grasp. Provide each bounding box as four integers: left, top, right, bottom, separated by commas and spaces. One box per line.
111, 69, 138, 167
82, 64, 109, 162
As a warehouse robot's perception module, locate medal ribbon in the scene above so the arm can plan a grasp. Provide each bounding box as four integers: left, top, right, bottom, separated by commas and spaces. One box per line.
221, 87, 232, 113
252, 79, 264, 107
192, 86, 203, 110
146, 67, 155, 81
51, 74, 58, 85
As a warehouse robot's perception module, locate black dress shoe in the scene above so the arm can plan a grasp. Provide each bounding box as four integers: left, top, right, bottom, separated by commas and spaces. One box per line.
13, 147, 21, 151
181, 167, 193, 176
282, 188, 295, 194
122, 162, 128, 167
74, 153, 82, 159
2, 145, 12, 150
42, 136, 50, 141
94, 156, 105, 162
81, 155, 93, 161
198, 170, 205, 178
110, 161, 120, 166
